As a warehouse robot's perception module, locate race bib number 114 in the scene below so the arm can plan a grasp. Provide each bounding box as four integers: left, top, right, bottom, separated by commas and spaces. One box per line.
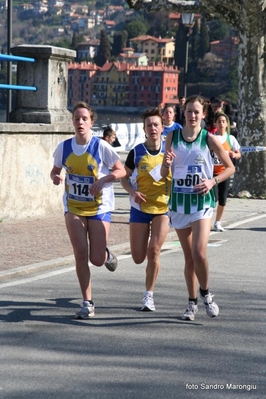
67, 174, 95, 202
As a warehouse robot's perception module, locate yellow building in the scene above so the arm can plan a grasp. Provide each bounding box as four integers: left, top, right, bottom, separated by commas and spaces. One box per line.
92, 61, 131, 107
130, 35, 175, 65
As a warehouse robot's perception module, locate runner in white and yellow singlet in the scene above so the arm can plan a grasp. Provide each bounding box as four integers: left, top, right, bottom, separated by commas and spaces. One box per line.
50, 101, 126, 319
121, 108, 171, 312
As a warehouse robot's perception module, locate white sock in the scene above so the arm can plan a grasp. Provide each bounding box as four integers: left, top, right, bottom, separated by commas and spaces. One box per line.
145, 290, 153, 297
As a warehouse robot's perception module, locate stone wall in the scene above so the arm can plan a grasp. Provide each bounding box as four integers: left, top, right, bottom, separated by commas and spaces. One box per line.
0, 123, 74, 220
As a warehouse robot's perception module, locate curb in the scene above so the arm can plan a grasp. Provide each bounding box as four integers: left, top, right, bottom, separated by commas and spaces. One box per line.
2, 208, 265, 282
0, 232, 178, 282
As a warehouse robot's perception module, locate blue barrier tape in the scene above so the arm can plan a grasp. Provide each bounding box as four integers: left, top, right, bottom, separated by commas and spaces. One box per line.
241, 146, 266, 153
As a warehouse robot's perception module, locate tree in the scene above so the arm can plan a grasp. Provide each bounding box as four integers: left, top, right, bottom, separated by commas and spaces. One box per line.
198, 16, 210, 60
55, 37, 72, 50
112, 31, 128, 57
174, 23, 186, 69
126, 0, 266, 196
145, 10, 169, 37
197, 52, 223, 81
94, 30, 111, 67
191, 19, 199, 65
124, 19, 149, 41
208, 19, 231, 42
71, 32, 79, 51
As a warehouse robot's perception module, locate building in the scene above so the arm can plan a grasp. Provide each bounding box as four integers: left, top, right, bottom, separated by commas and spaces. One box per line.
67, 61, 180, 109
92, 61, 131, 107
104, 20, 116, 30
129, 62, 179, 108
33, 1, 48, 14
68, 61, 98, 109
210, 36, 239, 67
76, 39, 100, 61
130, 35, 175, 65
118, 48, 148, 66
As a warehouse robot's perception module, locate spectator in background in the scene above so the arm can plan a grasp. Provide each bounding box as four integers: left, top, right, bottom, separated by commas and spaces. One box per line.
205, 97, 215, 132
211, 98, 223, 114
223, 101, 235, 121
213, 112, 241, 232
223, 101, 238, 139
162, 104, 182, 139
206, 98, 223, 133
102, 126, 117, 146
175, 96, 186, 126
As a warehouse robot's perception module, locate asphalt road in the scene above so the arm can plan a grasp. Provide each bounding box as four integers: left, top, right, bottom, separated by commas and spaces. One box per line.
1, 215, 265, 399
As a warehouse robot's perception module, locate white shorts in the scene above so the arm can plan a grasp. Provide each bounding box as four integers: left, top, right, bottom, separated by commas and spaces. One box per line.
169, 208, 213, 229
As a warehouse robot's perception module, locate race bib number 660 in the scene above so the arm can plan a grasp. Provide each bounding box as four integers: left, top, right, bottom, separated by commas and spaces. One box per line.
67, 174, 95, 202
173, 165, 202, 194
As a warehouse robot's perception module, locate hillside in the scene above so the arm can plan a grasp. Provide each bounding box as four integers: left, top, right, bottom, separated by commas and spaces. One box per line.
0, 0, 129, 49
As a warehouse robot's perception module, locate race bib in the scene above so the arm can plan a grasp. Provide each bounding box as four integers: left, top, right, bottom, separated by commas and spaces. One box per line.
67, 174, 95, 202
149, 164, 162, 182
173, 165, 202, 194
213, 150, 229, 165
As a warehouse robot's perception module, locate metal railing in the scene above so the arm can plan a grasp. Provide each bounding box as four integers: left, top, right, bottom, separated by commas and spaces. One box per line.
0, 53, 37, 91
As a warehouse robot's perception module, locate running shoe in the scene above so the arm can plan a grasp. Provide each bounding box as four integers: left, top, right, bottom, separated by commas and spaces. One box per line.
182, 301, 198, 321
105, 249, 118, 272
141, 292, 155, 311
74, 301, 95, 319
200, 292, 219, 317
213, 221, 225, 232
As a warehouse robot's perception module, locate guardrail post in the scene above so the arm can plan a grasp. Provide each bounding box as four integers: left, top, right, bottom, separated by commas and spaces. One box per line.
10, 45, 76, 123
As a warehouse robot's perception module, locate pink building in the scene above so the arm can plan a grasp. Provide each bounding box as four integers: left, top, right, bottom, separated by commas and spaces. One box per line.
68, 62, 98, 109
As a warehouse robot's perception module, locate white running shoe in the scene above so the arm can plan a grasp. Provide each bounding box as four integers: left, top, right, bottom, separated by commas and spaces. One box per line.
182, 301, 198, 321
141, 292, 155, 311
200, 292, 219, 317
213, 221, 225, 232
74, 301, 95, 319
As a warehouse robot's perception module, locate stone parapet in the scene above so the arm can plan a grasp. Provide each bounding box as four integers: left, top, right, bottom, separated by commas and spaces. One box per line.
10, 45, 76, 124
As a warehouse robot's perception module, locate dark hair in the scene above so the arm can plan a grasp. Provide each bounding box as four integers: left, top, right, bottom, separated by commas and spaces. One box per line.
103, 126, 116, 138
72, 101, 97, 123
141, 107, 163, 125
184, 95, 209, 113
214, 111, 231, 133
211, 98, 223, 107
